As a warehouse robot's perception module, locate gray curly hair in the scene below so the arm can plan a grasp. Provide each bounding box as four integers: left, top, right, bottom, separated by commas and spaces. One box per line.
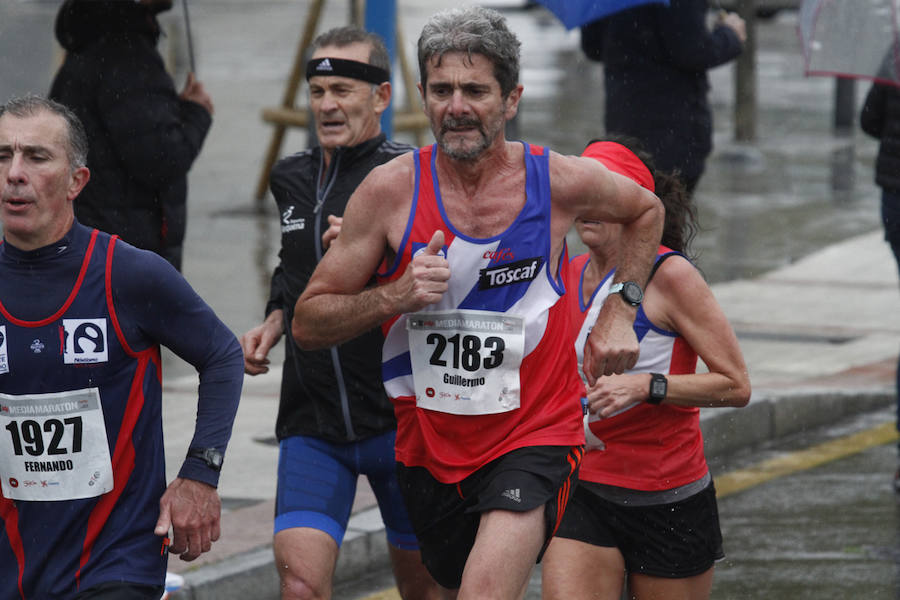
417, 6, 521, 98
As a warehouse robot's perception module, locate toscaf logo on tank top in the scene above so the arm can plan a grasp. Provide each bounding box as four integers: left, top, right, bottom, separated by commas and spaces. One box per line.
478, 257, 543, 290
62, 318, 108, 364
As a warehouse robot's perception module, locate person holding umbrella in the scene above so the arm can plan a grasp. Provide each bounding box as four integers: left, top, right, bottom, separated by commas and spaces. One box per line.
860, 77, 900, 492
49, 0, 214, 272
580, 0, 746, 196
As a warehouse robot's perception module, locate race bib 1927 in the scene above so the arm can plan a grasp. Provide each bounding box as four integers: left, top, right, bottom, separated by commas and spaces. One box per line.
0, 388, 113, 501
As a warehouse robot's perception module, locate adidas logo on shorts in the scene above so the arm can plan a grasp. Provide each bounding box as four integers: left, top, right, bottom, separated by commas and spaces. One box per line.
501, 488, 522, 503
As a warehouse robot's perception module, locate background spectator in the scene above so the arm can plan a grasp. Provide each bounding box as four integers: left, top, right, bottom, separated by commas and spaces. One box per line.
860, 79, 900, 491
580, 0, 746, 195
49, 0, 214, 271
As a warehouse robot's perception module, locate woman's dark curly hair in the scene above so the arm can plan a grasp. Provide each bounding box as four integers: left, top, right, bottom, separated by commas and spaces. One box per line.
585, 134, 699, 262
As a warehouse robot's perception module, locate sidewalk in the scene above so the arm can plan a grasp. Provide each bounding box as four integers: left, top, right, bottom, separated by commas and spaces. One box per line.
163, 227, 898, 600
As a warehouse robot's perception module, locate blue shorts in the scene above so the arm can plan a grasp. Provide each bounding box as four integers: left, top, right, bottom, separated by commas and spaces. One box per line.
274, 431, 418, 550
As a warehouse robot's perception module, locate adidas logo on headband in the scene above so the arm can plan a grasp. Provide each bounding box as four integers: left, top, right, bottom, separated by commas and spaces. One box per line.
305, 57, 390, 84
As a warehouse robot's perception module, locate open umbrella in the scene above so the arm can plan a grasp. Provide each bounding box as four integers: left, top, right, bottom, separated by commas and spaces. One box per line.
530, 0, 671, 30
798, 0, 900, 87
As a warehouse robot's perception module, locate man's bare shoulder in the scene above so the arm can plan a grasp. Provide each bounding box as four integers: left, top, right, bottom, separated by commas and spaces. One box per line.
548, 150, 603, 201
548, 150, 596, 179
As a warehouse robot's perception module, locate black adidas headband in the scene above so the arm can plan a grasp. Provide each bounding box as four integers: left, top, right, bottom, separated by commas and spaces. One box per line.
305, 57, 390, 84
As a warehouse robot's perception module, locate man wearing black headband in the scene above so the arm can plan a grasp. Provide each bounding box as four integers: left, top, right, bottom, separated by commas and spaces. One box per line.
240, 26, 438, 600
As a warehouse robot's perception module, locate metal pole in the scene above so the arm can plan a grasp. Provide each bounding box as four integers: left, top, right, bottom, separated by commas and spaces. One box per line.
833, 78, 856, 134
254, 0, 326, 202
395, 18, 428, 146
365, 0, 396, 136
734, 0, 757, 142
350, 0, 363, 27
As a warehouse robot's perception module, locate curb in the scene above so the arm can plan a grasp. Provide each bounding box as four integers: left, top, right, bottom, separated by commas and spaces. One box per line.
701, 386, 895, 457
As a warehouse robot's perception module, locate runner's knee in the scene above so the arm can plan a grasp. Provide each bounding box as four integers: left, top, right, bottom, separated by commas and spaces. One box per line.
276, 557, 330, 600
274, 530, 337, 600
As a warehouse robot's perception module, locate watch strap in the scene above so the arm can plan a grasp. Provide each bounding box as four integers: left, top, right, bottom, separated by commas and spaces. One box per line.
186, 447, 224, 472
647, 372, 667, 405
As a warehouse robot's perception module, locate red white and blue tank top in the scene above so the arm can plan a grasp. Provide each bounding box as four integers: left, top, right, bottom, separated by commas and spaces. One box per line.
568, 248, 708, 491
377, 143, 584, 483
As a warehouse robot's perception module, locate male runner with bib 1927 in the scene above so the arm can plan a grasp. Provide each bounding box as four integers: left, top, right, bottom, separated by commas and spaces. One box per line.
0, 95, 244, 600
291, 7, 664, 599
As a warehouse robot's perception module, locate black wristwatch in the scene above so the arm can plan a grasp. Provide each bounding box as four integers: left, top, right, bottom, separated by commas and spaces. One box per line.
647, 373, 667, 405
608, 281, 643, 307
186, 447, 224, 472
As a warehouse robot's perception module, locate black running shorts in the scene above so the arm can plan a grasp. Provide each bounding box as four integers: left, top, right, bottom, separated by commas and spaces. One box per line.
555, 479, 725, 578
396, 445, 583, 589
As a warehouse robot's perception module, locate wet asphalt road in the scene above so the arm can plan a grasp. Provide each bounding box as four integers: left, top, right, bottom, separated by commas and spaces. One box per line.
331, 408, 900, 600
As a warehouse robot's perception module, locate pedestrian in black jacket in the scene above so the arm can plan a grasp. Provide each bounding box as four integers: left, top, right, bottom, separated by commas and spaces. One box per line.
49, 0, 213, 271
239, 26, 439, 600
581, 0, 745, 195
861, 80, 900, 489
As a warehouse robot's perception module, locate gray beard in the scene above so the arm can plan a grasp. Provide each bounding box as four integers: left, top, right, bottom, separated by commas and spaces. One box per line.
436, 112, 505, 162
439, 136, 489, 161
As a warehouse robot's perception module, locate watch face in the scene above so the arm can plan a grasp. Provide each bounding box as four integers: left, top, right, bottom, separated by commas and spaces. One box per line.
208, 451, 224, 468
650, 378, 666, 398
622, 282, 643, 305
